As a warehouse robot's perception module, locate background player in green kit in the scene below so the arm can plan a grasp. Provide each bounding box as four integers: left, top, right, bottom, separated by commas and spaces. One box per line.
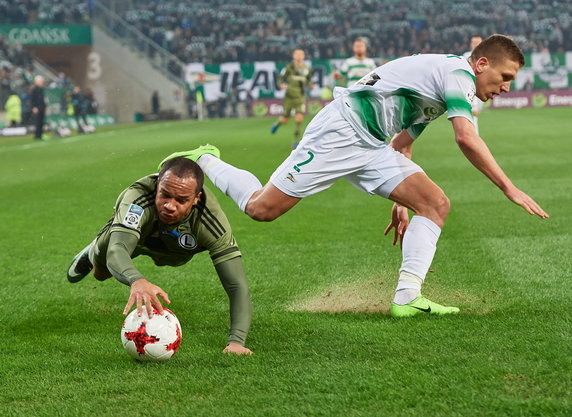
67, 157, 253, 355
334, 37, 377, 87
271, 49, 313, 148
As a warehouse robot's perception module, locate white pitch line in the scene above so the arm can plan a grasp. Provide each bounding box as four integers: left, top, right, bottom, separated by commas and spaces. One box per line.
0, 122, 178, 153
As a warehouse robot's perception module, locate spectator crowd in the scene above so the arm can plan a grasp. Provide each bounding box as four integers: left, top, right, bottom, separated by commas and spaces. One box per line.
1, 0, 570, 64
102, 0, 571, 63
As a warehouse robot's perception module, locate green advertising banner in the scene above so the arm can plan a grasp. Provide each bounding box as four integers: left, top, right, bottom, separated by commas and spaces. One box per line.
0, 25, 92, 46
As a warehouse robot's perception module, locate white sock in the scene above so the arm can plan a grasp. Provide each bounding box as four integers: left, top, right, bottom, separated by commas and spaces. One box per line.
393, 216, 442, 305
197, 154, 262, 212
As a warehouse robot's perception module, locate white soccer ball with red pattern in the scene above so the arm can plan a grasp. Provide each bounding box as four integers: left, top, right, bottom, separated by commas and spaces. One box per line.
121, 308, 182, 362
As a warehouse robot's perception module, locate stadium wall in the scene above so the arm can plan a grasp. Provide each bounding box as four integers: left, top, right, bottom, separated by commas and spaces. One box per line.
86, 26, 186, 123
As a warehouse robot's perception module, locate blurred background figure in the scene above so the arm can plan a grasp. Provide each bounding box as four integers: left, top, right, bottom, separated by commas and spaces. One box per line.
4, 89, 22, 126
31, 75, 46, 140
151, 91, 160, 115
335, 38, 377, 87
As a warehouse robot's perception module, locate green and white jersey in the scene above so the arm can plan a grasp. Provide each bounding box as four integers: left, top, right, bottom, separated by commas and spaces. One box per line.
339, 56, 377, 86
279, 62, 312, 100
94, 175, 241, 267
333, 54, 476, 146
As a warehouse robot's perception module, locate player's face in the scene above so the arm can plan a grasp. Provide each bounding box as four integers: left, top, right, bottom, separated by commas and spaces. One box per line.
470, 37, 482, 51
155, 173, 201, 224
474, 57, 520, 101
293, 50, 305, 64
353, 41, 366, 57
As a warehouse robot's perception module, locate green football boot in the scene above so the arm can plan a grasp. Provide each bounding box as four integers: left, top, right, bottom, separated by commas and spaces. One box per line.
158, 144, 220, 169
67, 241, 95, 283
390, 295, 460, 318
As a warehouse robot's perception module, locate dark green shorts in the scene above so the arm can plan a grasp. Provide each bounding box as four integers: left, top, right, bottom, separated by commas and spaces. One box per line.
283, 98, 306, 117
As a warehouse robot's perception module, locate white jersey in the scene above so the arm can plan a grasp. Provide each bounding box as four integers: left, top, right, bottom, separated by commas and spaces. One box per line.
339, 56, 377, 86
333, 54, 476, 146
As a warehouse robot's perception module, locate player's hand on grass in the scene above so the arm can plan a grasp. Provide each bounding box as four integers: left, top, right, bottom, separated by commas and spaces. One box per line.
123, 278, 171, 318
504, 186, 549, 219
384, 203, 409, 248
223, 343, 253, 356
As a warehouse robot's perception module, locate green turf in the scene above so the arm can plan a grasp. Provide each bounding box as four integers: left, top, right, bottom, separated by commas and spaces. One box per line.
1, 108, 570, 416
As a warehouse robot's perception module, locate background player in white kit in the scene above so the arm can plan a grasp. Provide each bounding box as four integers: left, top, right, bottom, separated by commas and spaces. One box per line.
463, 35, 485, 133
334, 37, 377, 87
162, 35, 549, 318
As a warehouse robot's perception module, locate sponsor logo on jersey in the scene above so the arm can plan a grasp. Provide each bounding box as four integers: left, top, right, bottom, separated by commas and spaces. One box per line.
122, 204, 144, 229
178, 233, 197, 250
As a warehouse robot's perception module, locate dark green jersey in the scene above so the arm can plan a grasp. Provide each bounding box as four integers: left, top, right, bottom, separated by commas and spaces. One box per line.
279, 62, 312, 99
94, 174, 241, 270
92, 174, 251, 346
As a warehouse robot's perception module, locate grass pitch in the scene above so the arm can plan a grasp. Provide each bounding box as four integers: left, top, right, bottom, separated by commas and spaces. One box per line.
1, 108, 571, 416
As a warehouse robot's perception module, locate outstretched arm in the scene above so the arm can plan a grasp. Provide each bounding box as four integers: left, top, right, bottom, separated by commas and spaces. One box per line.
107, 230, 170, 317
450, 116, 549, 218
214, 257, 253, 355
384, 130, 415, 247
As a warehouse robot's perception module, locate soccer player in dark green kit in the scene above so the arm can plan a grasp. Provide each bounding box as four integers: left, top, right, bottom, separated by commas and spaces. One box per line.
271, 48, 313, 148
67, 157, 253, 355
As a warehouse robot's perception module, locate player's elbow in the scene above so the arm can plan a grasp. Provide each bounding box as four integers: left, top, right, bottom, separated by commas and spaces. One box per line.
455, 133, 476, 150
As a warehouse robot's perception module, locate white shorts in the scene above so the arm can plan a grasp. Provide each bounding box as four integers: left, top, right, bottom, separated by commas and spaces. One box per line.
269, 101, 423, 199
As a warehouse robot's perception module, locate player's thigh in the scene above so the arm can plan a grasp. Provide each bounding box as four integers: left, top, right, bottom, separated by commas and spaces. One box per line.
294, 101, 305, 121
269, 103, 365, 200
246, 182, 301, 221
283, 99, 294, 118
345, 145, 423, 198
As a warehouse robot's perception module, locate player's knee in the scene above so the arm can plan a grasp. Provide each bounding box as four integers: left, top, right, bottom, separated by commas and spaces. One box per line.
93, 265, 112, 281
433, 193, 450, 223
245, 205, 279, 222
244, 200, 279, 222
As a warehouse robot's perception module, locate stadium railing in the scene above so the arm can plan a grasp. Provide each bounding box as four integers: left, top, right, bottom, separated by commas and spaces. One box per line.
91, 0, 186, 87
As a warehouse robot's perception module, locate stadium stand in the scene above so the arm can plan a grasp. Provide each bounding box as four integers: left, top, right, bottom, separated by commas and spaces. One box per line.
104, 0, 571, 62
0, 0, 90, 25
1, 0, 570, 63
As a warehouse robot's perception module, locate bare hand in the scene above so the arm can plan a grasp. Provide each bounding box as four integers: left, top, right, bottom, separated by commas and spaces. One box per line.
123, 278, 170, 318
504, 186, 549, 219
223, 342, 253, 356
384, 204, 410, 248
279, 83, 287, 90
32, 108, 38, 115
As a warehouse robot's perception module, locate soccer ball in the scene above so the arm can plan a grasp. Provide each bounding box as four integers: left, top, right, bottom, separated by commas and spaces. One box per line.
121, 308, 182, 362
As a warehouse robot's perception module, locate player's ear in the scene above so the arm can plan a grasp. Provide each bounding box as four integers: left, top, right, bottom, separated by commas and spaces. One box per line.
192, 191, 202, 206
474, 56, 489, 74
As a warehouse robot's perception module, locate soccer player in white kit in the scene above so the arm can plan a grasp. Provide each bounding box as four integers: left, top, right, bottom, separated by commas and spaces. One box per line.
335, 37, 377, 87
463, 35, 485, 133
161, 35, 549, 318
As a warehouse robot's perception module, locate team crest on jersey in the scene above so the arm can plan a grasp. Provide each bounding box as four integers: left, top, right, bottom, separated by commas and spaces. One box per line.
178, 233, 197, 250
467, 86, 476, 103
423, 106, 439, 120
122, 204, 144, 229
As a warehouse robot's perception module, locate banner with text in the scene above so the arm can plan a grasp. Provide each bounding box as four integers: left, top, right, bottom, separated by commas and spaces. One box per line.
186, 52, 572, 102
0, 25, 92, 46
484, 89, 572, 110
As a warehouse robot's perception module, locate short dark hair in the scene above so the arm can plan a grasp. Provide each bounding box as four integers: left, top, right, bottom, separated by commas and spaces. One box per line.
471, 34, 525, 67
158, 157, 204, 195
